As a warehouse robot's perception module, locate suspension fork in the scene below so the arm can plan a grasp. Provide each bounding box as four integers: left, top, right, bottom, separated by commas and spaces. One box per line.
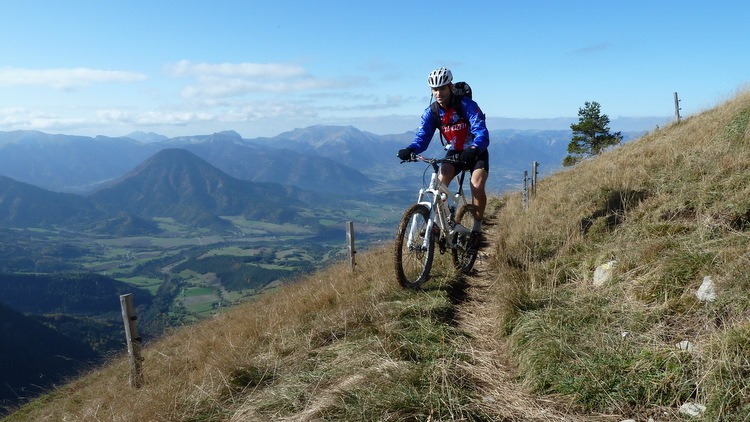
406, 190, 436, 250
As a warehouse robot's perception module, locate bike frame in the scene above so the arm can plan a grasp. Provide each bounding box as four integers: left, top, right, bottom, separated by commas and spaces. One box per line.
406, 156, 473, 251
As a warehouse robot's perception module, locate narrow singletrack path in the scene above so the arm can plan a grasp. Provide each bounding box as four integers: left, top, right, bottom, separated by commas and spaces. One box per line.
453, 209, 622, 421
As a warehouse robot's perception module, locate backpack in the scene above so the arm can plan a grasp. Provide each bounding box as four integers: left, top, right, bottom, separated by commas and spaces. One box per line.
452, 81, 473, 99
429, 81, 474, 146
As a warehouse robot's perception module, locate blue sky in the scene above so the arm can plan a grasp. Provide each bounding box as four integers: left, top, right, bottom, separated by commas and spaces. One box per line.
1, 0, 748, 138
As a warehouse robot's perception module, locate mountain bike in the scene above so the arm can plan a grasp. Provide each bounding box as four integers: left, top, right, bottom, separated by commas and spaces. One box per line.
394, 154, 479, 288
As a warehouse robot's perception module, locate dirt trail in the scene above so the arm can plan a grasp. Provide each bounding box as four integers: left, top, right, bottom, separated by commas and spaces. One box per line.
454, 214, 622, 421
229, 207, 628, 422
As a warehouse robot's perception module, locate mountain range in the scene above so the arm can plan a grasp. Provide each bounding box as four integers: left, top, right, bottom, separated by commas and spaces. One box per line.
0, 125, 636, 198
92, 148, 331, 229
0, 175, 101, 227
176, 131, 374, 194
0, 128, 386, 195
0, 147, 344, 232
0, 124, 650, 233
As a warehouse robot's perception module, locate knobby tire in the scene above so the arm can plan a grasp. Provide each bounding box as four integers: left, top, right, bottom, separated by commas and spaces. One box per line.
451, 204, 478, 273
394, 204, 434, 289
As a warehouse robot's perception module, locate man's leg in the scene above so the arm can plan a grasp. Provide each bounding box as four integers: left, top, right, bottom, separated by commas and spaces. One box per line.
439, 163, 456, 187
465, 168, 488, 254
470, 168, 488, 221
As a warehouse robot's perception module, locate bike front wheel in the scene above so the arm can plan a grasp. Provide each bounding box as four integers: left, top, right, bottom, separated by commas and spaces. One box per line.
451, 204, 478, 273
394, 204, 434, 289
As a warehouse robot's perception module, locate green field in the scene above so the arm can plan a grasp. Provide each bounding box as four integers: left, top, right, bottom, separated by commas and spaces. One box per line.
118, 276, 162, 295
2, 209, 396, 330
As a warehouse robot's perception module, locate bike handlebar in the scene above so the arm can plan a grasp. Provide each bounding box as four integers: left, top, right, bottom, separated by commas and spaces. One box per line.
399, 154, 463, 166
401, 153, 469, 196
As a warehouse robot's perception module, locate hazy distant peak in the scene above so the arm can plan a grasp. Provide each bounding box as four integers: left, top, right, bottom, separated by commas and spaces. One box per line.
125, 131, 169, 143
274, 125, 371, 148
137, 147, 207, 168
206, 130, 244, 144
214, 130, 242, 138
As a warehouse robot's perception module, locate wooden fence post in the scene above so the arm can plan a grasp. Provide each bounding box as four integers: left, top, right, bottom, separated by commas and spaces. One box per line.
346, 221, 356, 272
522, 171, 529, 211
120, 293, 144, 388
674, 92, 681, 122
531, 161, 539, 198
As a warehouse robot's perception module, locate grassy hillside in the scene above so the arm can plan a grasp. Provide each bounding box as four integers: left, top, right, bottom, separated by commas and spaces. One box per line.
3, 250, 488, 420
5, 91, 750, 421
490, 91, 750, 420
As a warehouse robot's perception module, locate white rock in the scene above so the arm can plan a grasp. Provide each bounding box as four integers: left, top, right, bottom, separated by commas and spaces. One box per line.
593, 260, 617, 286
676, 340, 695, 351
696, 276, 717, 302
679, 402, 706, 417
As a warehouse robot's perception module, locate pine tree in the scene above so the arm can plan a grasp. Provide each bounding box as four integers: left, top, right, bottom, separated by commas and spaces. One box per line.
563, 101, 623, 166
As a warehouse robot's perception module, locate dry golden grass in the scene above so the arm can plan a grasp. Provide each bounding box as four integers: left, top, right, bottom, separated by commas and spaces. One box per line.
483, 89, 750, 418
6, 248, 402, 421
6, 241, 500, 421
7, 90, 750, 421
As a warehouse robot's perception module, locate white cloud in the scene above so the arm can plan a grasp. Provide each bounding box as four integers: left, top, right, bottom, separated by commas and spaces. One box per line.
0, 97, 325, 134
0, 58, 374, 136
318, 95, 406, 112
165, 60, 307, 79
0, 114, 89, 131
179, 77, 352, 99
96, 109, 218, 126
0, 67, 147, 90
166, 60, 356, 100
0, 106, 28, 115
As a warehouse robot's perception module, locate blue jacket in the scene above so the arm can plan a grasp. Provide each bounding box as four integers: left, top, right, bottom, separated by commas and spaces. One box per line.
408, 95, 490, 154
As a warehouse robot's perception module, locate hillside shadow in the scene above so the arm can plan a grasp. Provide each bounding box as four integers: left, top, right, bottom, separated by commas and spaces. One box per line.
439, 212, 499, 323
438, 217, 497, 326
420, 275, 470, 327
580, 189, 649, 235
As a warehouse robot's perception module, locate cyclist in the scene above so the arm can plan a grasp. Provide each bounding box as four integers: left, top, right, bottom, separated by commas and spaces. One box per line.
397, 67, 490, 253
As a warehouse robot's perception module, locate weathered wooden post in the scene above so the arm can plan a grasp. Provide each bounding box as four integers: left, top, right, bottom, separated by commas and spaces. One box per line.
346, 221, 356, 271
531, 161, 539, 198
120, 293, 144, 388
674, 92, 681, 122
522, 170, 529, 211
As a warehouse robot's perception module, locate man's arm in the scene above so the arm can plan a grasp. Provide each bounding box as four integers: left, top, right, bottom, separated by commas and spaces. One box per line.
463, 98, 490, 151
407, 107, 439, 154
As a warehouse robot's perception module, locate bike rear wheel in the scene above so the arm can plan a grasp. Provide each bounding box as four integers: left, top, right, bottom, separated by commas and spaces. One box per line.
451, 204, 478, 273
394, 204, 434, 288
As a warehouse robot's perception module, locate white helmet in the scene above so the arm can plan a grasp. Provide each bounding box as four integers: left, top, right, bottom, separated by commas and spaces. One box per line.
427, 67, 452, 88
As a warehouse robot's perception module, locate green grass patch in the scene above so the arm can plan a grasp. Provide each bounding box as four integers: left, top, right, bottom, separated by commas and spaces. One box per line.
319, 282, 488, 420
117, 276, 162, 295
199, 245, 256, 257
701, 323, 750, 420
508, 288, 698, 412
184, 287, 215, 297
187, 301, 219, 315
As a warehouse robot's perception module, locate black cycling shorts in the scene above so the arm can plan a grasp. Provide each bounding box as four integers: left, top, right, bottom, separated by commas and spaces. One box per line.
445, 149, 490, 173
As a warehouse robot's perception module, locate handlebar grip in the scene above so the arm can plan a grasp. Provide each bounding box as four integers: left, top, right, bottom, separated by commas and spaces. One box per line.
399, 154, 419, 163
